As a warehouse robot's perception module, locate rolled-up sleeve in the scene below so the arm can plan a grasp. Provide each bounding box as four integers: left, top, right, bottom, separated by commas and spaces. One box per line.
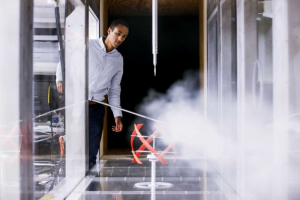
108, 68, 123, 118
56, 61, 63, 82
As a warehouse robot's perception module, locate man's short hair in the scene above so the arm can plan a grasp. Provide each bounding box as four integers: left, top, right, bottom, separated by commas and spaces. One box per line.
109, 19, 129, 31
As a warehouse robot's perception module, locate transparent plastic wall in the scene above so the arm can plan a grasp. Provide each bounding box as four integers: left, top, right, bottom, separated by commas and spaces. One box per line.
207, 0, 238, 195
0, 0, 34, 199
33, 0, 89, 199
286, 0, 300, 199
0, 1, 22, 198
234, 0, 300, 199
236, 0, 300, 199
206, 0, 300, 199
33, 1, 66, 198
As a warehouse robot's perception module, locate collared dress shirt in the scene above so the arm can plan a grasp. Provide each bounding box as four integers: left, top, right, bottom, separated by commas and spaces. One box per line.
56, 37, 123, 117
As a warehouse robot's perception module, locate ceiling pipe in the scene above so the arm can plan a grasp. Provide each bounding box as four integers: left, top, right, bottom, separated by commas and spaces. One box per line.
152, 0, 158, 76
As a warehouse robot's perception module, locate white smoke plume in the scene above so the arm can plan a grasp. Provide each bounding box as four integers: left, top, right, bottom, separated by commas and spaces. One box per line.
129, 70, 300, 200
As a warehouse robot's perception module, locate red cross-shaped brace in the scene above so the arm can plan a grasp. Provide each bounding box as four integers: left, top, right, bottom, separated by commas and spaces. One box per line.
131, 124, 177, 165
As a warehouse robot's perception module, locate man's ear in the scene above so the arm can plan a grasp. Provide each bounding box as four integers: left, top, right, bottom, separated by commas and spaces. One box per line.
107, 28, 112, 35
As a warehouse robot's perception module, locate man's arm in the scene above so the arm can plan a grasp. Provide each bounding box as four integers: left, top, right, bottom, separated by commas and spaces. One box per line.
56, 61, 63, 93
108, 69, 123, 132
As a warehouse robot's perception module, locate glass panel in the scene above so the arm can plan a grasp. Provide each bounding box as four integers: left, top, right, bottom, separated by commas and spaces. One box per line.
89, 9, 99, 39
207, 11, 219, 123
288, 0, 300, 198
0, 2, 22, 199
236, 0, 274, 198
33, 0, 89, 199
256, 0, 273, 122
234, 0, 300, 199
289, 2, 300, 115
0, 122, 21, 199
219, 0, 238, 193
33, 0, 66, 198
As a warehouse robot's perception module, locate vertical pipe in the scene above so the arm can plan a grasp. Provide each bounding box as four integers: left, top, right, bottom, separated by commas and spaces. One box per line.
151, 137, 156, 200
151, 160, 156, 200
152, 0, 158, 76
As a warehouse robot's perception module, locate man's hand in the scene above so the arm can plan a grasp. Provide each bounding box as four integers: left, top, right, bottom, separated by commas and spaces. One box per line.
56, 81, 63, 93
112, 116, 123, 132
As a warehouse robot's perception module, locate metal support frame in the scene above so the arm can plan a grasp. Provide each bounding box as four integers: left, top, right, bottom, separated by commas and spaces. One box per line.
19, 0, 34, 199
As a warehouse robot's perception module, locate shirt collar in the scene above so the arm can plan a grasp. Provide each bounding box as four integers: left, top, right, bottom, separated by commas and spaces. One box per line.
99, 36, 117, 54
99, 36, 106, 50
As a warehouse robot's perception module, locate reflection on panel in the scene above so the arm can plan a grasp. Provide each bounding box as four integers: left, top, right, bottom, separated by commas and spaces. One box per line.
89, 9, 99, 39
256, 1, 273, 122
207, 10, 219, 123
219, 0, 237, 193
33, 0, 66, 199
288, 1, 300, 199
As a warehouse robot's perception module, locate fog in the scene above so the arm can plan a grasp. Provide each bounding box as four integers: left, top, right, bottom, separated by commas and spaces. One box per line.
129, 70, 299, 200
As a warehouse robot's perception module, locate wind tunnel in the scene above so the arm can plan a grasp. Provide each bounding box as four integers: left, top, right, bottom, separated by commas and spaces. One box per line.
1, 0, 236, 199
1, 0, 300, 200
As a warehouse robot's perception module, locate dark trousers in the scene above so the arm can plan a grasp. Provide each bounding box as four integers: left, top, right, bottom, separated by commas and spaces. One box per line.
89, 103, 105, 169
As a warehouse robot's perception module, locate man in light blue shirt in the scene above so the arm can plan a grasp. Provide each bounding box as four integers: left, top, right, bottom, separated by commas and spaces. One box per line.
56, 19, 129, 169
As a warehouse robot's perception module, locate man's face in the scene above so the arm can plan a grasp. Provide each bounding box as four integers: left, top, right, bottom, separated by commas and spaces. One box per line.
107, 24, 129, 48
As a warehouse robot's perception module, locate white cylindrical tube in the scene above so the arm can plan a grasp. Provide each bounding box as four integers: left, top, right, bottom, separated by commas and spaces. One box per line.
151, 160, 156, 200
152, 0, 158, 76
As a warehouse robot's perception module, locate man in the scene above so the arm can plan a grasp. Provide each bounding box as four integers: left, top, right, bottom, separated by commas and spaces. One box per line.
56, 19, 129, 169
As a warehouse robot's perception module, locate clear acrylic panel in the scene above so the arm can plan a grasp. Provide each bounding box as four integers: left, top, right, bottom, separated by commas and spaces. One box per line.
33, 0, 67, 198
33, 0, 88, 199
0, 122, 21, 199
288, 0, 300, 199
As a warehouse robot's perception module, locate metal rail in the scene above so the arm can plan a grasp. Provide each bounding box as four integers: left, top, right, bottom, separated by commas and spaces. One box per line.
91, 98, 166, 124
